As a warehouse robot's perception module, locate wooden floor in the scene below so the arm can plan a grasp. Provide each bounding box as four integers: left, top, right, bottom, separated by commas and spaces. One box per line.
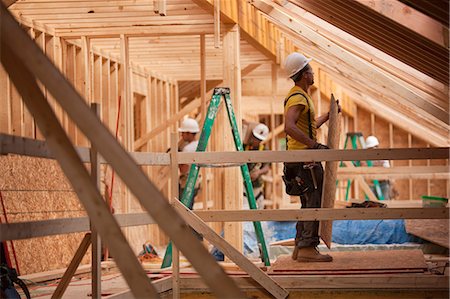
268, 249, 427, 275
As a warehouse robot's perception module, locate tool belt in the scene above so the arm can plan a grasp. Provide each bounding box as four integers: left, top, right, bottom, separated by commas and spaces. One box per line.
282, 162, 317, 196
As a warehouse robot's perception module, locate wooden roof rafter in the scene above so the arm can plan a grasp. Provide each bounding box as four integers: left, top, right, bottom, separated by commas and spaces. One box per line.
288, 0, 449, 84
277, 1, 448, 111
251, 0, 450, 128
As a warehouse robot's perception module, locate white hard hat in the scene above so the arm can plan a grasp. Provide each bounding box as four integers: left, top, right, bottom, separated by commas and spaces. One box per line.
179, 118, 200, 133
252, 123, 269, 141
284, 52, 312, 78
365, 136, 379, 148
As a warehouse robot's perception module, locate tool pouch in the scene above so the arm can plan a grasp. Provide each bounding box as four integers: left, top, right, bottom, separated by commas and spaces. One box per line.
282, 163, 314, 196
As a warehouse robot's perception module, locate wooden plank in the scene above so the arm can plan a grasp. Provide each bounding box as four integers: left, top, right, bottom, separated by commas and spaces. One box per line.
177, 147, 449, 164
405, 219, 449, 248
0, 133, 170, 165
1, 208, 449, 241
192, 208, 449, 222
170, 133, 180, 299
1, 14, 159, 299
320, 94, 341, 248
54, 24, 220, 38
51, 233, 91, 299
90, 103, 102, 299
268, 250, 427, 273
172, 199, 289, 299
0, 6, 242, 297
180, 274, 449, 290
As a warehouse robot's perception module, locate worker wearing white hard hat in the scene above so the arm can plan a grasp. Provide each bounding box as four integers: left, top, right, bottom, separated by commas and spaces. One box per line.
282, 52, 341, 263
243, 123, 271, 210
178, 117, 201, 209
365, 135, 393, 200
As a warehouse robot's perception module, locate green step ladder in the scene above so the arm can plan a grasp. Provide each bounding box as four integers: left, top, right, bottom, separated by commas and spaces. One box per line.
342, 132, 384, 201
161, 87, 271, 268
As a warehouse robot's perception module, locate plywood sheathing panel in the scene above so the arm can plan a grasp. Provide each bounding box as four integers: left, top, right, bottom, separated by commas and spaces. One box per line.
268, 250, 427, 274
0, 155, 89, 275
405, 219, 450, 249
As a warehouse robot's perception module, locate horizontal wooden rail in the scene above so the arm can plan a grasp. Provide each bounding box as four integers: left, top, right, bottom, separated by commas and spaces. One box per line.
177, 148, 449, 164
2, 134, 448, 165
0, 133, 170, 165
1, 208, 447, 241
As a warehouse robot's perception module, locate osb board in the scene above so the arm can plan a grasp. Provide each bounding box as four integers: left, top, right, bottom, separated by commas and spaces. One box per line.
268, 250, 427, 273
0, 155, 89, 275
405, 219, 449, 248
320, 96, 340, 248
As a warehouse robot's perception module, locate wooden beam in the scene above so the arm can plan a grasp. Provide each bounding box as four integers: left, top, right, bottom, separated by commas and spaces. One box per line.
252, 0, 450, 125
177, 147, 449, 164
2, 208, 448, 241
399, 0, 449, 27
51, 233, 92, 299
319, 69, 448, 146
172, 199, 289, 299
0, 133, 170, 165
179, 274, 449, 290
54, 24, 221, 38
192, 0, 277, 61
90, 103, 102, 299
0, 5, 241, 297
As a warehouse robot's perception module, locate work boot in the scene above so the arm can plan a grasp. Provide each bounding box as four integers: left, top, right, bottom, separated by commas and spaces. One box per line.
296, 247, 333, 262
291, 246, 299, 260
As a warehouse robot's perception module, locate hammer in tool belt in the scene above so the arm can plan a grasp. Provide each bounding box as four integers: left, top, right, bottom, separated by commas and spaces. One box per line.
303, 163, 318, 190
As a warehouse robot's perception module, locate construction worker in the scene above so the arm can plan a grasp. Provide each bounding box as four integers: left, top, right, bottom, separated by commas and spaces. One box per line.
243, 123, 271, 210
365, 135, 393, 200
282, 52, 340, 262
178, 117, 201, 209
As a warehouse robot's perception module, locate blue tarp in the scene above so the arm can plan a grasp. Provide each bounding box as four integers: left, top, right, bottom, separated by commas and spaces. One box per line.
212, 219, 422, 260
240, 219, 421, 257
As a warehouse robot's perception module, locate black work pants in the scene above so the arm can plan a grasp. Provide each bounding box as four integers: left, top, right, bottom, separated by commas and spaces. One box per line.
284, 162, 324, 248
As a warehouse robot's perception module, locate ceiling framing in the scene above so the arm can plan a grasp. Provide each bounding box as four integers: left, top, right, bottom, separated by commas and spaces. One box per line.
5, 0, 450, 146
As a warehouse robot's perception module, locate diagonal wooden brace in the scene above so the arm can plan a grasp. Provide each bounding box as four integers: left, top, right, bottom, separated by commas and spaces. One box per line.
172, 199, 290, 299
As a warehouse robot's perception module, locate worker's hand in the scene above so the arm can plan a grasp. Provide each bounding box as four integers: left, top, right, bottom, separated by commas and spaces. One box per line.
312, 142, 329, 150
336, 100, 342, 113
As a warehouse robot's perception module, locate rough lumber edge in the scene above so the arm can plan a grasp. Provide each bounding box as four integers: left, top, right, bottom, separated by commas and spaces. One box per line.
172, 199, 289, 299
320, 94, 340, 248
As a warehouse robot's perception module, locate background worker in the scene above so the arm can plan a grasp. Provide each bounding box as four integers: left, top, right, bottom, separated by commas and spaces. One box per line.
365, 135, 394, 200
243, 123, 271, 210
283, 52, 341, 262
178, 117, 201, 209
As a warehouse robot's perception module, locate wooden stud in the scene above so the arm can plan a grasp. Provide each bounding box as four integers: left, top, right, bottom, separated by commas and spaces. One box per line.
222, 24, 242, 255
90, 103, 102, 299
170, 132, 180, 299
214, 0, 220, 48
